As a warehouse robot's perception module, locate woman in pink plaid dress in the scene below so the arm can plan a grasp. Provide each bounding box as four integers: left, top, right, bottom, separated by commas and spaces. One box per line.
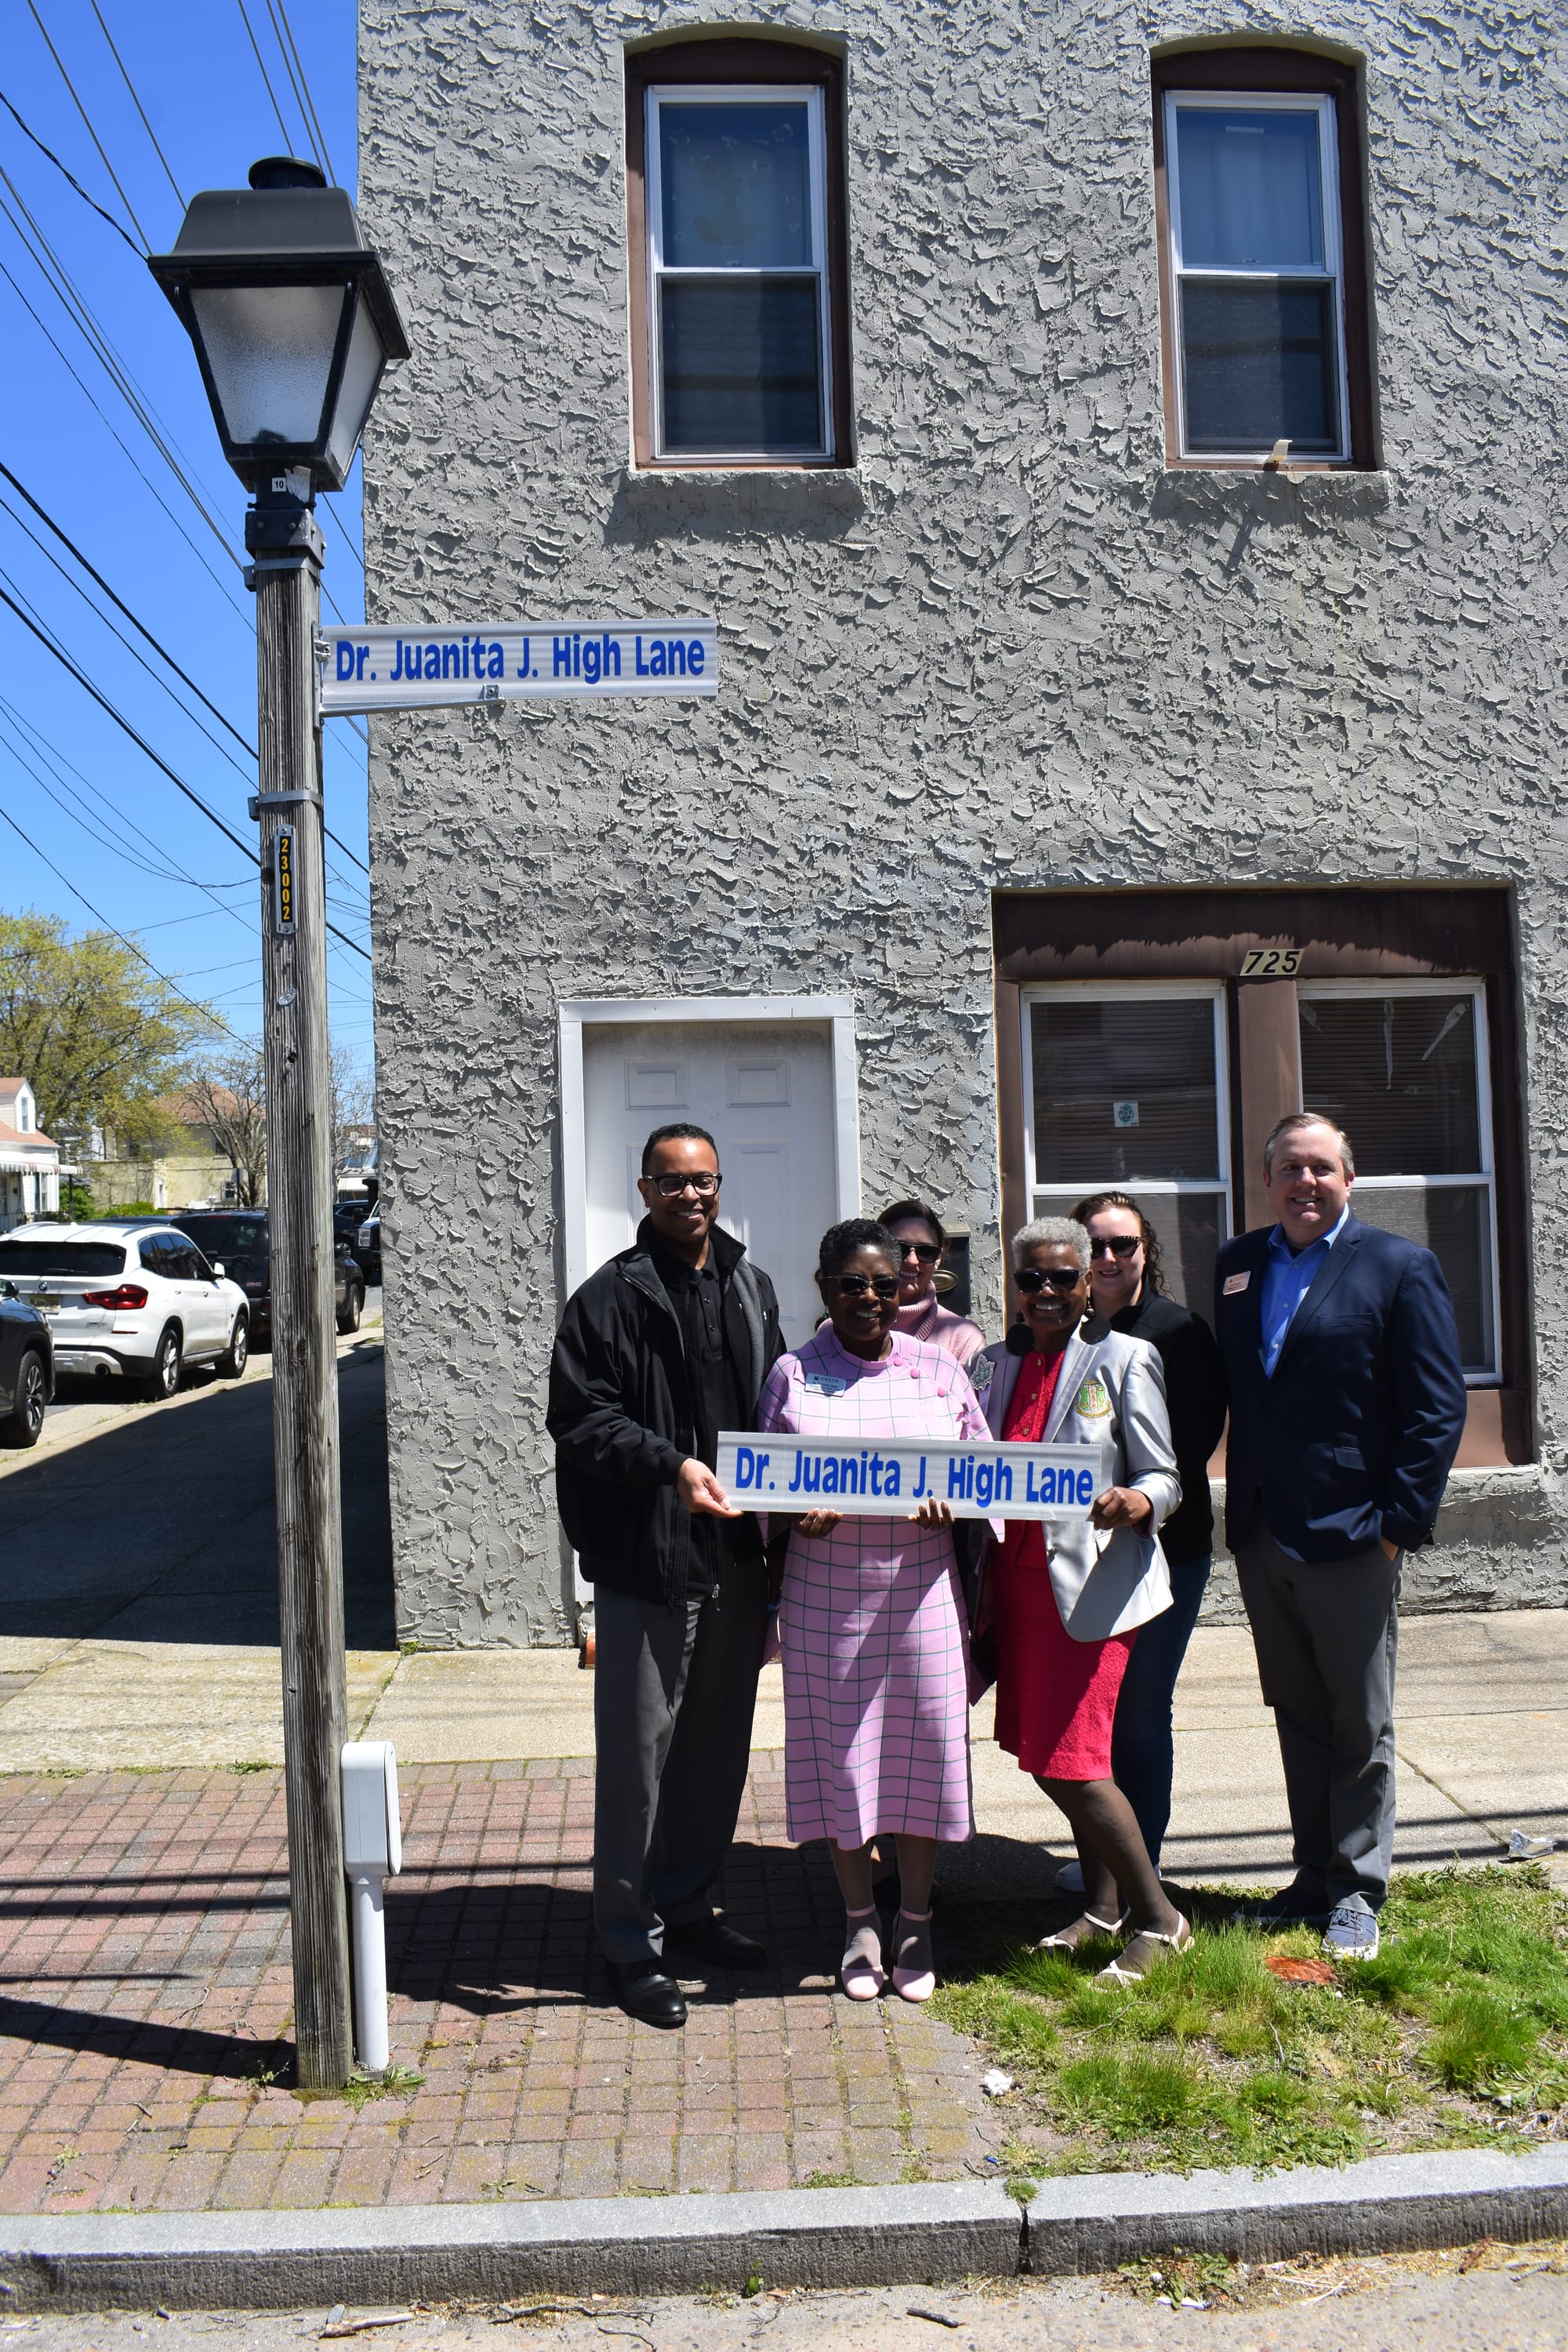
757, 1219, 987, 2005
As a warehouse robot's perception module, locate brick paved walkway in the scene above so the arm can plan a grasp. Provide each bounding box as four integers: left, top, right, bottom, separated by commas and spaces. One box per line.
0, 1759, 997, 2216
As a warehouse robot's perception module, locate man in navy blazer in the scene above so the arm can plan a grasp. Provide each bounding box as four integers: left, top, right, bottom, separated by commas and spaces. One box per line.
1214, 1112, 1467, 1961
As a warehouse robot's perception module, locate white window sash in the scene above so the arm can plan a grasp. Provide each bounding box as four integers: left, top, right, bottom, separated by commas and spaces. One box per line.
1163, 89, 1351, 464
645, 83, 832, 463
1019, 979, 1234, 1247
1297, 976, 1500, 1383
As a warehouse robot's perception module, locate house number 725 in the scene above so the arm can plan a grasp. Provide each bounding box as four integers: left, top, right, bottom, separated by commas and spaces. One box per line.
1240, 948, 1302, 977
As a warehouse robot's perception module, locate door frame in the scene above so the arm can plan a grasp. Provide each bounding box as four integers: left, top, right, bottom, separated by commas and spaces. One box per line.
557, 993, 862, 1299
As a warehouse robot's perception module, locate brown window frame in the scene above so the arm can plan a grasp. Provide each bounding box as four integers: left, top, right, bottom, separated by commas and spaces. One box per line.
625, 37, 852, 470
1151, 45, 1376, 470
993, 886, 1528, 1468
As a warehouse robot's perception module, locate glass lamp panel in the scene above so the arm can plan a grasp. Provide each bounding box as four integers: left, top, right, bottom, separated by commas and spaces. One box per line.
659, 101, 813, 267
1029, 996, 1221, 1185
659, 278, 822, 452
1348, 1183, 1494, 1372
324, 293, 387, 480
1032, 1187, 1226, 1316
189, 281, 350, 448
1297, 993, 1483, 1175
1181, 280, 1339, 452
1174, 107, 1325, 270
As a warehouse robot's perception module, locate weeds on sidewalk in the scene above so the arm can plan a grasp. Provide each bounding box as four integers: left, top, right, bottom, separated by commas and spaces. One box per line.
933, 1864, 1568, 2174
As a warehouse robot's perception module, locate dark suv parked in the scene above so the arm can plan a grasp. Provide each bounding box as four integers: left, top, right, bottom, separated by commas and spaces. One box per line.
169, 1211, 366, 1344
0, 1278, 53, 1447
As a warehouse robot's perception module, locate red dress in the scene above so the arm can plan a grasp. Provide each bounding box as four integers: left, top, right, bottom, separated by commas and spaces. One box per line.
991, 1346, 1136, 1780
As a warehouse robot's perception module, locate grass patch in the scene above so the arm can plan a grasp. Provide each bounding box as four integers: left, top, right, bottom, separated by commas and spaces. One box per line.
932, 1865, 1568, 2175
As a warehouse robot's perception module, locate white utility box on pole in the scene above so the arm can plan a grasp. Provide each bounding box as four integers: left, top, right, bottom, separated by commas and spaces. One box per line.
340, 1740, 402, 2076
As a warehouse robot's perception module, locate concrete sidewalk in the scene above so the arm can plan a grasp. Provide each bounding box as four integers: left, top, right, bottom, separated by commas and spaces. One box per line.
0, 1613, 1559, 1881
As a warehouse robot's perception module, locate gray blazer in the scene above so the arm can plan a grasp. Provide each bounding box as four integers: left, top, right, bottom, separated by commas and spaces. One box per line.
973, 1324, 1180, 1641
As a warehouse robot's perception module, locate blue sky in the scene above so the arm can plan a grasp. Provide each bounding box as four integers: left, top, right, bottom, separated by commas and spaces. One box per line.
0, 1, 374, 1068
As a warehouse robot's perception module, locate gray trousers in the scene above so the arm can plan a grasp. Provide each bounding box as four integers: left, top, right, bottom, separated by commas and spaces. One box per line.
1233, 1514, 1403, 1912
592, 1573, 767, 1965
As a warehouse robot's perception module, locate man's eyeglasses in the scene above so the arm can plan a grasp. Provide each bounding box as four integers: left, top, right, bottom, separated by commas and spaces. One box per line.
827, 1274, 901, 1300
895, 1240, 941, 1264
1088, 1235, 1141, 1262
648, 1171, 721, 1198
1015, 1266, 1085, 1294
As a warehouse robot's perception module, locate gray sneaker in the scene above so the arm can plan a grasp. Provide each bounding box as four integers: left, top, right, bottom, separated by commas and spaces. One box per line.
1321, 1904, 1380, 1961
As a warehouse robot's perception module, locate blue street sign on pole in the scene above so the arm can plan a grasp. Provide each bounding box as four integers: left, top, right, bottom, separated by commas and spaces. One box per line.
318, 619, 718, 713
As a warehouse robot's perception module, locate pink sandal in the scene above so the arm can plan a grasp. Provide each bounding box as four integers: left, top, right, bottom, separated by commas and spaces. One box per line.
840, 1906, 884, 2000
891, 1907, 936, 2003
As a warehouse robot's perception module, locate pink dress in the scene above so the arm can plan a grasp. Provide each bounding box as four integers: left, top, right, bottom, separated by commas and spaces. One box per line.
757, 1329, 987, 1846
895, 1294, 988, 1368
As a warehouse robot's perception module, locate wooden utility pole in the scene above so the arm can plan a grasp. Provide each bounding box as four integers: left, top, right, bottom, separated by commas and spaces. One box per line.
250, 470, 354, 2089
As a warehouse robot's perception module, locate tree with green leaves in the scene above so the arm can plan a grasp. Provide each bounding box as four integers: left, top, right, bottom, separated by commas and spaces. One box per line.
0, 912, 214, 1153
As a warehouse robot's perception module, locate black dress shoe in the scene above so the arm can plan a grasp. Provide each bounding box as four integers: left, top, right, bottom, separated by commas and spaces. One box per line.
1232, 1881, 1331, 1929
663, 1915, 769, 1970
605, 1959, 688, 2028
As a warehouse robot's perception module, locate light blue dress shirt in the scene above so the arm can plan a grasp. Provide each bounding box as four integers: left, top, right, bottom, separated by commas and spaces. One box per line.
1258, 1203, 1351, 1376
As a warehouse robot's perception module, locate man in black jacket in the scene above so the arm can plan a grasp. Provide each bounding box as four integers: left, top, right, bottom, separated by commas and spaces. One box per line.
546, 1123, 783, 2027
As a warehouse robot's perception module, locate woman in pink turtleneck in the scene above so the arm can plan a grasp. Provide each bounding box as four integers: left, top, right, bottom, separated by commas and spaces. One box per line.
880, 1198, 987, 1369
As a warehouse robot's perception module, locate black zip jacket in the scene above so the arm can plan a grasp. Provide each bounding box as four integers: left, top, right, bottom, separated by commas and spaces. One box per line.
546, 1218, 784, 1607
1103, 1290, 1229, 1566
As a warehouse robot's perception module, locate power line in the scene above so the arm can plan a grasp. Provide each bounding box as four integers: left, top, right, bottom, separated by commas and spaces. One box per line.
0, 249, 252, 626
0, 87, 141, 255
21, 0, 147, 250
0, 582, 374, 964
0, 460, 372, 880
0, 795, 239, 1038
235, 0, 303, 158
0, 169, 243, 575
86, 2, 184, 212
267, 0, 334, 182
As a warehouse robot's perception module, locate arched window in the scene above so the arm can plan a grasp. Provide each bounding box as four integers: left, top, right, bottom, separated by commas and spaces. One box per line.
1152, 45, 1375, 468
626, 37, 851, 468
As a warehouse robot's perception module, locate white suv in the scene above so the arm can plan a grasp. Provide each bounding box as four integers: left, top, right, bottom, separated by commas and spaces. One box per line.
0, 1222, 250, 1399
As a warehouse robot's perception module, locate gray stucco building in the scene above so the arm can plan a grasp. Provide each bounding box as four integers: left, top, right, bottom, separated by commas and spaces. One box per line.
358, 3, 1566, 1647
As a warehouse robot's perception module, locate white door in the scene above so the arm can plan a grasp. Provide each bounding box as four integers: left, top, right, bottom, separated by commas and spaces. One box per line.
581, 1020, 838, 1348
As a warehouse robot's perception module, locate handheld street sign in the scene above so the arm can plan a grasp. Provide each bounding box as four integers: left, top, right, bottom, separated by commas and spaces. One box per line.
714, 1432, 1115, 1520
318, 619, 718, 712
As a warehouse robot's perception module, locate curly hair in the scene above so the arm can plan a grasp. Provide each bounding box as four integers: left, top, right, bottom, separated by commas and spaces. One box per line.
1069, 1190, 1168, 1298
817, 1218, 901, 1279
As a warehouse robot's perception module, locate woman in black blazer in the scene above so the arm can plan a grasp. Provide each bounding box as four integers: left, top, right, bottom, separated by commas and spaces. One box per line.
1061, 1192, 1228, 1885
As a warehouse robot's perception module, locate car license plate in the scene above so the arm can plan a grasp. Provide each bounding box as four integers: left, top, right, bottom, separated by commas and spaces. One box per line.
26, 1292, 60, 1315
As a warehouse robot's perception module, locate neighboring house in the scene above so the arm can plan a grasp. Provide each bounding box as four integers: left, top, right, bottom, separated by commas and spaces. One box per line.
0, 1081, 60, 1232
361, 7, 1565, 1646
338, 1126, 378, 1201
85, 1092, 250, 1213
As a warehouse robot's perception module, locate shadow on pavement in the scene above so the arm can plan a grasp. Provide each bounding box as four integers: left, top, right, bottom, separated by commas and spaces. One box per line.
0, 1342, 394, 1649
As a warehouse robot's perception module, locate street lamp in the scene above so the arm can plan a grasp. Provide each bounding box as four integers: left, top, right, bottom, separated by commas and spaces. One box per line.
150, 158, 408, 2091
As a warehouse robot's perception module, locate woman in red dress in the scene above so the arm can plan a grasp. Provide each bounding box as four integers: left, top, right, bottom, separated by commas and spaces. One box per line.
974, 1218, 1191, 1981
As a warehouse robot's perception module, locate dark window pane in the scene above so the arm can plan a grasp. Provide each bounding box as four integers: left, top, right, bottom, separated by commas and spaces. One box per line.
1298, 993, 1482, 1175
0, 1240, 126, 1276
1174, 107, 1325, 269
659, 278, 823, 453
1033, 1186, 1225, 1316
1029, 996, 1221, 1185
1350, 1183, 1494, 1372
1181, 278, 1339, 453
659, 102, 812, 267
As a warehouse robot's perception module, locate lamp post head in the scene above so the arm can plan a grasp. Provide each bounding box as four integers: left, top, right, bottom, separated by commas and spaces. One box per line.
148, 159, 409, 494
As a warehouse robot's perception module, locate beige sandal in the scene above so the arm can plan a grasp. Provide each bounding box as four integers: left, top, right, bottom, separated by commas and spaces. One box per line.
1034, 1907, 1130, 1954
1095, 1913, 1192, 1984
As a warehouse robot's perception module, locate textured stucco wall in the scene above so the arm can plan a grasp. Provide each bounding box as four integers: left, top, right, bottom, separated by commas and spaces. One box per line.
358, 0, 1568, 1646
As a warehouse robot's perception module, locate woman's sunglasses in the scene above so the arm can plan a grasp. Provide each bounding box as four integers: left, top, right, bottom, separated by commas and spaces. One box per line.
1015, 1266, 1085, 1294
1088, 1235, 1142, 1261
826, 1274, 901, 1300
895, 1240, 941, 1263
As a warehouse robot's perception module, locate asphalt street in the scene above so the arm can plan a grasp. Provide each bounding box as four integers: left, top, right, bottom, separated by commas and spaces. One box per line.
0, 1308, 395, 1649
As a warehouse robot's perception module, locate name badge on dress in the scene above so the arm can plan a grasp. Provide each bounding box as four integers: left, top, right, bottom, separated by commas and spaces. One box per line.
804, 1373, 848, 1396
1223, 1271, 1251, 1295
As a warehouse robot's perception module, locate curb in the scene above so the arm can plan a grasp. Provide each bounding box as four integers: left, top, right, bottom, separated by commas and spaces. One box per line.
0, 2150, 1566, 2310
